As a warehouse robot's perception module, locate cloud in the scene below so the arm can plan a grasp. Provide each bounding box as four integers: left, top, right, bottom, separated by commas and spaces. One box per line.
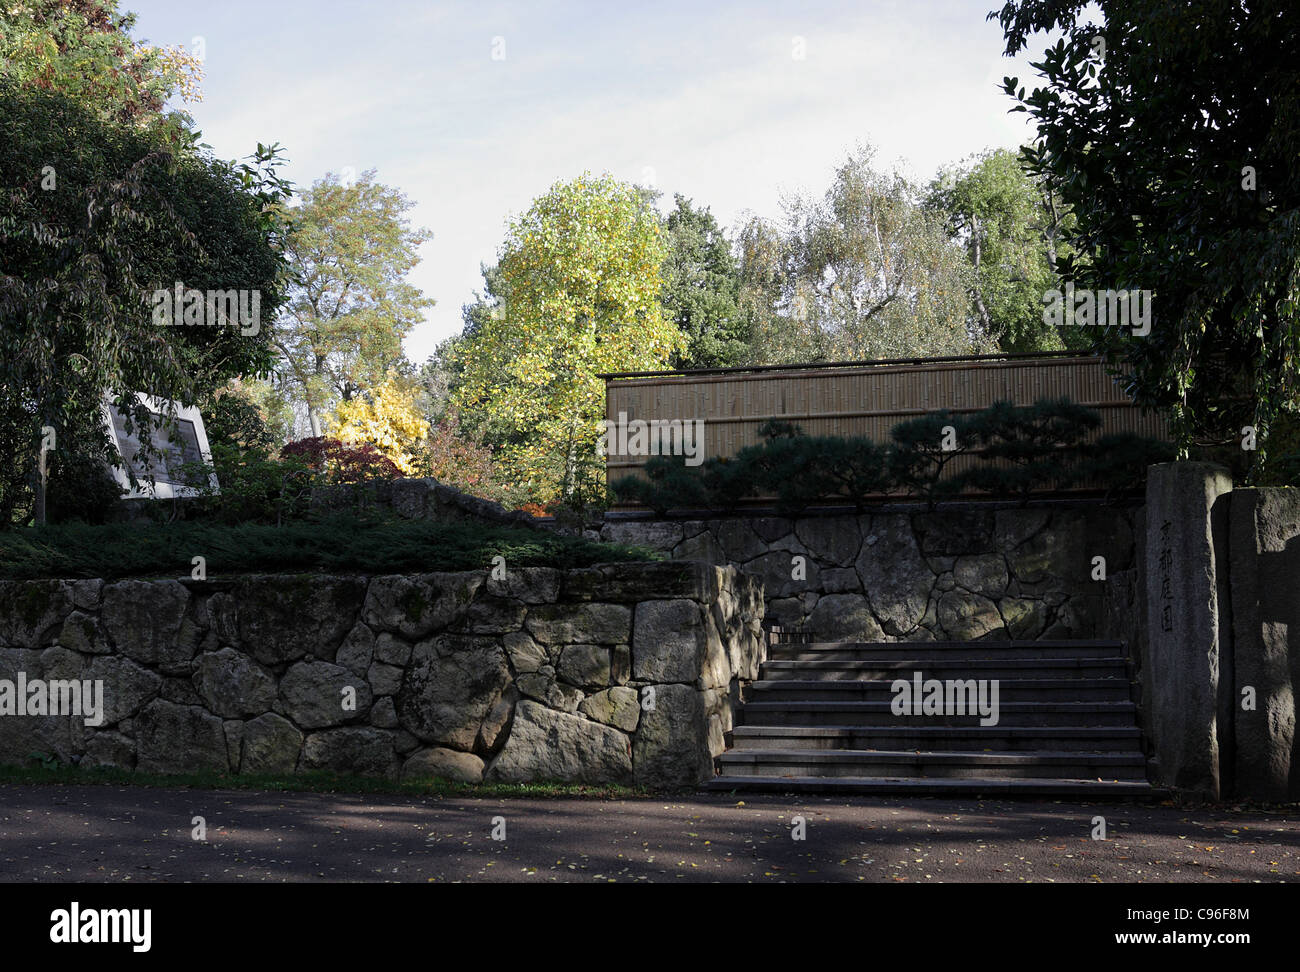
132, 0, 1042, 362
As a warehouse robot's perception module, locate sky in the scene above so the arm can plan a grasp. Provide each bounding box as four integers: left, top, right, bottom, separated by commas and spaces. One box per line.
125, 0, 1045, 362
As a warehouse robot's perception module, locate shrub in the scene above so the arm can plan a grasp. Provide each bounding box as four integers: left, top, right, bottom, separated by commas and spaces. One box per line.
611, 399, 1170, 511
0, 516, 655, 580
280, 437, 402, 483
1076, 433, 1177, 497
962, 398, 1102, 504
888, 410, 978, 508
744, 433, 893, 514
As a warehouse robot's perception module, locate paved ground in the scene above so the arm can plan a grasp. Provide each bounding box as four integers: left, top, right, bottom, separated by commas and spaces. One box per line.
0, 783, 1296, 882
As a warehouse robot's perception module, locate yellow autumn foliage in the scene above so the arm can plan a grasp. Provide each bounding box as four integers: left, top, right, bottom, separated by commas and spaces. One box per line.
328, 374, 429, 475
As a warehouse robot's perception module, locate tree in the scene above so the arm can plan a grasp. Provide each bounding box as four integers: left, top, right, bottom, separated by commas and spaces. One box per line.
328, 371, 428, 475
992, 0, 1300, 468
740, 143, 988, 364
0, 0, 203, 137
0, 80, 289, 524
661, 195, 748, 369
927, 148, 1081, 352
453, 173, 683, 504
273, 170, 433, 437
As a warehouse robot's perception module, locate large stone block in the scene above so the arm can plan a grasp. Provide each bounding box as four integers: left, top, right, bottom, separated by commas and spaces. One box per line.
396, 634, 510, 749
101, 580, 191, 665
280, 661, 372, 729
715, 519, 770, 563
952, 554, 1010, 597
402, 746, 485, 783
486, 567, 561, 604
579, 686, 640, 732
0, 580, 75, 648
1144, 461, 1234, 797
135, 700, 229, 773
741, 550, 820, 599
196, 648, 276, 719
301, 727, 395, 777
85, 654, 161, 727
486, 700, 632, 783
913, 510, 994, 556
524, 602, 631, 645
230, 575, 366, 665
632, 684, 711, 787
599, 520, 685, 553
363, 573, 483, 641
1229, 487, 1300, 800
937, 590, 1004, 641
856, 515, 933, 635
632, 599, 706, 682
240, 713, 303, 774
805, 593, 883, 641
561, 561, 710, 603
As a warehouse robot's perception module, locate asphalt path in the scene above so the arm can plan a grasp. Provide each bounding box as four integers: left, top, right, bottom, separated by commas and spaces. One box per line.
0, 784, 1296, 883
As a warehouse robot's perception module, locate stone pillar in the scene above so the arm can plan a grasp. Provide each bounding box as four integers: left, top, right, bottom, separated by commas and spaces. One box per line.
1229, 487, 1300, 800
1144, 462, 1234, 797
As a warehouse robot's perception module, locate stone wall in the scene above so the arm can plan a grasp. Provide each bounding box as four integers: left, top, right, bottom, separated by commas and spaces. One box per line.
599, 504, 1139, 642
309, 477, 543, 530
1141, 463, 1300, 801
0, 562, 764, 789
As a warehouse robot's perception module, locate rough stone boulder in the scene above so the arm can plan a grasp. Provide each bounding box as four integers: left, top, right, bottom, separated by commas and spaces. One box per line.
363, 572, 484, 640
240, 713, 303, 774
401, 746, 485, 783
301, 727, 395, 777
396, 634, 510, 750
856, 516, 934, 634
486, 701, 631, 783
196, 648, 276, 719
134, 700, 229, 773
222, 575, 366, 664
632, 684, 711, 787
101, 579, 190, 667
0, 580, 74, 648
524, 602, 631, 645
280, 660, 373, 729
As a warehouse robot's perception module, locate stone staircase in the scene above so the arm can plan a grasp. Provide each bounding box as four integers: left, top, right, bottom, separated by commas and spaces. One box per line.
705, 636, 1157, 797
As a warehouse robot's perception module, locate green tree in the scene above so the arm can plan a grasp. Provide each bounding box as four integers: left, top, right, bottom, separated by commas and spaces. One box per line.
661, 195, 748, 369
993, 0, 1300, 468
273, 170, 434, 437
0, 81, 289, 524
741, 143, 987, 364
453, 173, 683, 504
0, 0, 203, 137
927, 148, 1079, 352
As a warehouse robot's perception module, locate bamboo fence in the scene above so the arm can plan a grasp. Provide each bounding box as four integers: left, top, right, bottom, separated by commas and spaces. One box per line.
601, 352, 1169, 507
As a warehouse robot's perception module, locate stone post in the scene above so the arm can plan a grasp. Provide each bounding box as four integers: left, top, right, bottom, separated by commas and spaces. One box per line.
1229, 487, 1300, 800
1144, 462, 1234, 797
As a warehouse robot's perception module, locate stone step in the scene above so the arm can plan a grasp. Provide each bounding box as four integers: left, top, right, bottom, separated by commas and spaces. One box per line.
768, 640, 1126, 662
730, 724, 1144, 753
748, 678, 1133, 703
715, 748, 1149, 780
701, 775, 1160, 797
759, 657, 1128, 680
739, 700, 1138, 727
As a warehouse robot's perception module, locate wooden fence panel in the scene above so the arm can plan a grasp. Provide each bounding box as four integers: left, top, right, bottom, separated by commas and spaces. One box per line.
602, 353, 1169, 507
